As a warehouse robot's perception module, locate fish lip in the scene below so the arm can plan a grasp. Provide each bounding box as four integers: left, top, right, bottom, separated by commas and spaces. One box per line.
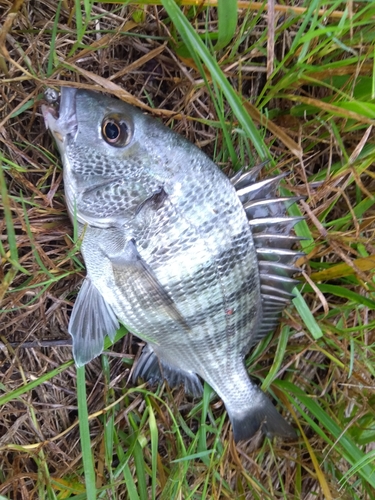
42, 87, 78, 143
41, 103, 58, 130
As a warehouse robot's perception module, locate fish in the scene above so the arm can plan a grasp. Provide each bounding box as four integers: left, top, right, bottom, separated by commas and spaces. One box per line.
42, 87, 302, 442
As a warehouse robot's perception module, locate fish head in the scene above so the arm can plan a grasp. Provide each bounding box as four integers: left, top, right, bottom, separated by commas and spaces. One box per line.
42, 87, 142, 157
42, 88, 176, 227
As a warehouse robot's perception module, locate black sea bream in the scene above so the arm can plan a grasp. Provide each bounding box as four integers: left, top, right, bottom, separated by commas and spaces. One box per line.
43, 88, 301, 441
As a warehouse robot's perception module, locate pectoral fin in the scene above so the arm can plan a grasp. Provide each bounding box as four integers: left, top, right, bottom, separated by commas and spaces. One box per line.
109, 239, 190, 330
69, 278, 120, 366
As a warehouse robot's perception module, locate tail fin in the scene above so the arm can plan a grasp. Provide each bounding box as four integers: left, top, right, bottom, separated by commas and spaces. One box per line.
228, 390, 297, 442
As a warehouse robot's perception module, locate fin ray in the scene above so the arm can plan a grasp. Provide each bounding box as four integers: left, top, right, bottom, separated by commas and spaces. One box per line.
228, 389, 297, 442
69, 278, 120, 366
133, 345, 203, 397
232, 165, 304, 346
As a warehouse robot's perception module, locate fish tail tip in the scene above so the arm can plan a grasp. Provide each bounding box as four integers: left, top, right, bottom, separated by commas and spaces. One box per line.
229, 397, 297, 443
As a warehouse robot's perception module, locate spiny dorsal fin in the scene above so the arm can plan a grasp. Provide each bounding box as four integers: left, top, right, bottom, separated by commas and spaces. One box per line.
232, 165, 304, 345
230, 161, 269, 188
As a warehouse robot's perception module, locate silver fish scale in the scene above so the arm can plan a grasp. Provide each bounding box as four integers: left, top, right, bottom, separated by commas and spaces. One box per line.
80, 160, 261, 406
67, 150, 161, 222
43, 88, 300, 442
104, 182, 258, 354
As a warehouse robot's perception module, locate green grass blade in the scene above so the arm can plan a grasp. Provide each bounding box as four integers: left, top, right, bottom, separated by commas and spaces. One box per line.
216, 0, 237, 50
284, 381, 375, 490
262, 325, 291, 391
0, 164, 23, 271
340, 449, 375, 487
293, 288, 323, 340
133, 440, 148, 500
123, 464, 141, 500
77, 366, 97, 500
102, 355, 116, 497
75, 0, 84, 43
171, 450, 213, 463
146, 396, 159, 500
0, 361, 72, 406
160, 0, 269, 159
47, 0, 63, 76
318, 285, 375, 309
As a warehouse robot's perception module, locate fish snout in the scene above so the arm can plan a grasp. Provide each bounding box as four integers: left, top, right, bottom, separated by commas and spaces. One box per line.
42, 87, 78, 144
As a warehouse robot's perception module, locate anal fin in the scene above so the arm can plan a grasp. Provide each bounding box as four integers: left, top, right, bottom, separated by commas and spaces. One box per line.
133, 344, 203, 397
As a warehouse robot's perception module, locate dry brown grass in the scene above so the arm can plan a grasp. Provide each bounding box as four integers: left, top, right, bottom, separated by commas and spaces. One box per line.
1, 1, 375, 499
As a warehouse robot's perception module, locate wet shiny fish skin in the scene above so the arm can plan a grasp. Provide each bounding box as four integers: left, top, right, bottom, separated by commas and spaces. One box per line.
43, 88, 300, 442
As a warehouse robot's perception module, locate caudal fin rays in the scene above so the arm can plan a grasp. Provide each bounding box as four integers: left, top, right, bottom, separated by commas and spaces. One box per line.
228, 389, 297, 442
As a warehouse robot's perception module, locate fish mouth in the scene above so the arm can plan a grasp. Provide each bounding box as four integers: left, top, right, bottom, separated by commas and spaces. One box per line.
42, 87, 78, 145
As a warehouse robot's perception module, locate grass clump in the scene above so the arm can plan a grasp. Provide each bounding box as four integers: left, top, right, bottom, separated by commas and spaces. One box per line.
0, 0, 375, 498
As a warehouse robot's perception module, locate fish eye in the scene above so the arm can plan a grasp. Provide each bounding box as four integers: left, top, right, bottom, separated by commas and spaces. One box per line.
102, 117, 131, 147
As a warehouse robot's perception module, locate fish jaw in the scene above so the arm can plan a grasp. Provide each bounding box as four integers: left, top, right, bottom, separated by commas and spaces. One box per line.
42, 88, 122, 228
42, 88, 83, 224
42, 88, 78, 151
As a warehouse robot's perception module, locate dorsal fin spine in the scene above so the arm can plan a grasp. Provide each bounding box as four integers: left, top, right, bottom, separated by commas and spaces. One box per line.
232, 165, 304, 346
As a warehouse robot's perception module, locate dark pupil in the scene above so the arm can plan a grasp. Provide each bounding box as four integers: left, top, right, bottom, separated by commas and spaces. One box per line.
105, 122, 119, 140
